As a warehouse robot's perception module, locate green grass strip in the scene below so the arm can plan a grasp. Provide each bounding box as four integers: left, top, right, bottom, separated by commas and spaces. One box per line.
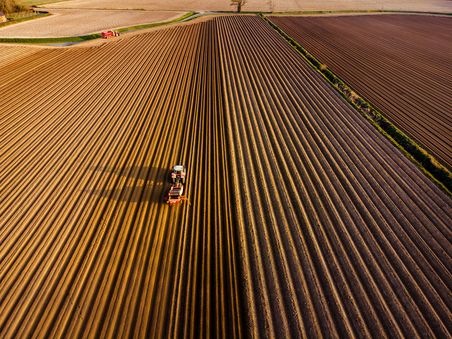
260, 14, 452, 196
0, 33, 101, 44
0, 11, 197, 44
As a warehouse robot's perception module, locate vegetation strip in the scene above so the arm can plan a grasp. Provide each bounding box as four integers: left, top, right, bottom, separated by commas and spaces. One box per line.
261, 14, 451, 195
116, 11, 196, 33
0, 11, 196, 44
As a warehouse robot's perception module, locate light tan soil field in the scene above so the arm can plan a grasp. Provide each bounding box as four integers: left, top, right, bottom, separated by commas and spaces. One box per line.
0, 46, 43, 67
43, 0, 452, 13
1, 20, 242, 338
1, 15, 451, 338
263, 0, 452, 12
270, 15, 452, 167
0, 9, 184, 37
43, 0, 231, 11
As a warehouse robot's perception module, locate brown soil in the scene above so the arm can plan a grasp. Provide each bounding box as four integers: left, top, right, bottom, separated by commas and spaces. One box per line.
0, 46, 42, 67
270, 14, 452, 167
217, 16, 451, 338
0, 20, 241, 338
1, 15, 450, 338
43, 0, 452, 13
0, 9, 185, 37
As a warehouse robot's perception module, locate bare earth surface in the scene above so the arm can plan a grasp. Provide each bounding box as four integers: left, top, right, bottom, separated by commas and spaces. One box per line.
270, 14, 452, 167
219, 16, 451, 338
0, 15, 451, 338
43, 0, 452, 13
0, 9, 184, 37
0, 46, 43, 67
1, 0, 450, 38
264, 0, 452, 12
43, 0, 232, 11
0, 20, 242, 338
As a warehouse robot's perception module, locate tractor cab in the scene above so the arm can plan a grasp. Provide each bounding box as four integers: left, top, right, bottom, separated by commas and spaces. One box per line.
171, 165, 186, 184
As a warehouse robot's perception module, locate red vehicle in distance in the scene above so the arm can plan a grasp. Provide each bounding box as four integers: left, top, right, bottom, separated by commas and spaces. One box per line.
101, 30, 120, 39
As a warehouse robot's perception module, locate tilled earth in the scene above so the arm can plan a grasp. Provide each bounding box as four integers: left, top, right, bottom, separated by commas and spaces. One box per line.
0, 15, 451, 338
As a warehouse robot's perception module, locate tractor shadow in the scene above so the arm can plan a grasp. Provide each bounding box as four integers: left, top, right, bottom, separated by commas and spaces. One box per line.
86, 164, 170, 203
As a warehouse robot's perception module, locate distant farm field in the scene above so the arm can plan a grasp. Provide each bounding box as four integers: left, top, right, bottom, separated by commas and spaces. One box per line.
0, 9, 185, 37
21, 0, 67, 6
42, 0, 452, 13
270, 14, 452, 167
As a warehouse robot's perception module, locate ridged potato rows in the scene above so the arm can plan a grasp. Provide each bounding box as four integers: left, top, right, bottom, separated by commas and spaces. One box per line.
1, 16, 451, 338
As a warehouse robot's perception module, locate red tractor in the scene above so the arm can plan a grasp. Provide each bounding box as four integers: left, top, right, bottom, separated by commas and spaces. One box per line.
165, 182, 186, 205
165, 165, 187, 206
101, 30, 120, 39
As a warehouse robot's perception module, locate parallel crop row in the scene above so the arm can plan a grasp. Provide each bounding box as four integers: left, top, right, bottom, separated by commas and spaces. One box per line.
0, 46, 42, 68
216, 16, 451, 338
270, 15, 452, 168
1, 15, 451, 339
0, 21, 241, 338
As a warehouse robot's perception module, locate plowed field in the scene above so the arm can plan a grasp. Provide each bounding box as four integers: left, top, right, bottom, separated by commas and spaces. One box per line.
0, 10, 185, 37
0, 21, 241, 338
42, 0, 452, 13
0, 46, 42, 67
270, 15, 452, 167
1, 15, 451, 338
218, 16, 451, 338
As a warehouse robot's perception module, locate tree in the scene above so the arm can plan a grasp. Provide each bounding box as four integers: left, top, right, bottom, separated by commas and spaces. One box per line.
231, 0, 247, 13
0, 0, 26, 14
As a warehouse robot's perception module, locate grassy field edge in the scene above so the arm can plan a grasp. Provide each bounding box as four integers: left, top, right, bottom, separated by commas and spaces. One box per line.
260, 14, 452, 196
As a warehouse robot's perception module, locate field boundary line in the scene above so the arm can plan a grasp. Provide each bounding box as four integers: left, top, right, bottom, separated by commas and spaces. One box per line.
260, 14, 451, 196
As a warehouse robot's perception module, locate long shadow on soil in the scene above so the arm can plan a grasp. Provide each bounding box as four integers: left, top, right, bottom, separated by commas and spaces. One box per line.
85, 164, 169, 203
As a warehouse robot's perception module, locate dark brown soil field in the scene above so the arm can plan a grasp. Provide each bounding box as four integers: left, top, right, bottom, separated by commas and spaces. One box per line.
1, 15, 451, 338
270, 15, 452, 168
219, 16, 451, 338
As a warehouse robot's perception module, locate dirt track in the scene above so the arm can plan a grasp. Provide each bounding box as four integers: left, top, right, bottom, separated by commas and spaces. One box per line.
1, 15, 451, 338
270, 15, 452, 167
